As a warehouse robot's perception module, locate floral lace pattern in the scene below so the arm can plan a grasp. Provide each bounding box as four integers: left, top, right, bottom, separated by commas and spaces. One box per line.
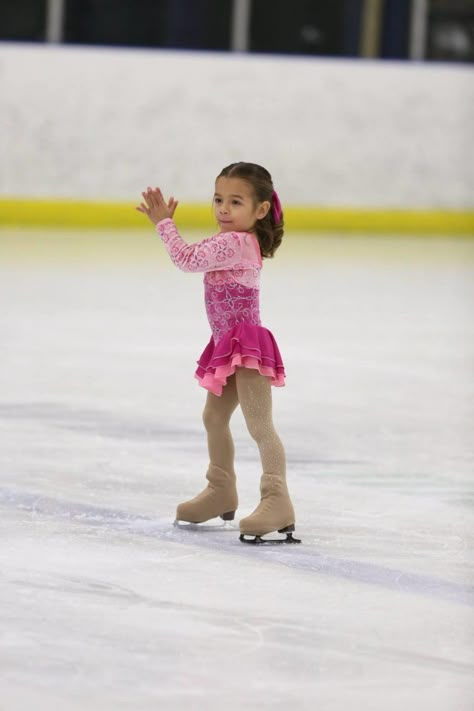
156, 218, 262, 341
205, 266, 260, 289
156, 219, 260, 277
205, 282, 261, 342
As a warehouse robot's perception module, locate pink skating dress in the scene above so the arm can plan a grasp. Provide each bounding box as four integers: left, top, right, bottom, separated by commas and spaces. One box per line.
156, 218, 285, 396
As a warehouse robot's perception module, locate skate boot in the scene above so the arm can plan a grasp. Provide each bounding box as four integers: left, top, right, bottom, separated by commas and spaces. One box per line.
239, 474, 301, 545
175, 464, 238, 525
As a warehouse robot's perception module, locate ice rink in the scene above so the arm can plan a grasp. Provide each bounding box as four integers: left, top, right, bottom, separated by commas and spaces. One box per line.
1, 228, 473, 710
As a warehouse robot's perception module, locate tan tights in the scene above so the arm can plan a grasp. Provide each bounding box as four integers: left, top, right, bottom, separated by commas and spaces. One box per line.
202, 368, 286, 480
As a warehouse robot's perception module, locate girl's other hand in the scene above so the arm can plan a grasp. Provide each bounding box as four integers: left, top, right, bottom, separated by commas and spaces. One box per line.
136, 187, 179, 225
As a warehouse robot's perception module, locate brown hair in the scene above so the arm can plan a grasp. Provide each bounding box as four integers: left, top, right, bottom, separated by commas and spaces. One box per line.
216, 162, 284, 258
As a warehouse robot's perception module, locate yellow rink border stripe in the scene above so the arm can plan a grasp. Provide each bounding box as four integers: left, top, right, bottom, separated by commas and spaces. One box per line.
0, 199, 473, 234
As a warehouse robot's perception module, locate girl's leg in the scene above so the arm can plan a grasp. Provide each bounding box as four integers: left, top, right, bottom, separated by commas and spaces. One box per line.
202, 374, 239, 473
175, 375, 240, 523
235, 368, 295, 536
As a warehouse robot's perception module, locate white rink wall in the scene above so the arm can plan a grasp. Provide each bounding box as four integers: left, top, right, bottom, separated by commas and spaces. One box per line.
1, 42, 473, 209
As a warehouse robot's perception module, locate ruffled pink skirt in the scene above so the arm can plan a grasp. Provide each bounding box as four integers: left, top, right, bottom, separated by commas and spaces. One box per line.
195, 323, 286, 396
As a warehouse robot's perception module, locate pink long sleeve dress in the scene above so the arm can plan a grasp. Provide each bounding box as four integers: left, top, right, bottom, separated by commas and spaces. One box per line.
156, 218, 285, 396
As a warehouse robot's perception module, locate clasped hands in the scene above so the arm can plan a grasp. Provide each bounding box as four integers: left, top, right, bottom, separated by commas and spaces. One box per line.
136, 187, 178, 225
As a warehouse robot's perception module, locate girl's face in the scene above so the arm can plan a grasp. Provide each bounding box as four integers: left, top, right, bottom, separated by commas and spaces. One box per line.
213, 177, 270, 233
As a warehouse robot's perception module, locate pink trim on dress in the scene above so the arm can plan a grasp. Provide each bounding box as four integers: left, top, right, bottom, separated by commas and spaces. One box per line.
195, 322, 285, 396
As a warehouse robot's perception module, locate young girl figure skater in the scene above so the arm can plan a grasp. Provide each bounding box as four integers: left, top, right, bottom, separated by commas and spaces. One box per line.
137, 162, 299, 544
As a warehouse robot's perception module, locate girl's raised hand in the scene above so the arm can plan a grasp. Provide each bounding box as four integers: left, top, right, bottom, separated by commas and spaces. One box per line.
136, 187, 179, 225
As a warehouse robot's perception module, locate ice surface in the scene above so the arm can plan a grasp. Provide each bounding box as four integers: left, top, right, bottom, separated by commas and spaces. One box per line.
0, 229, 473, 710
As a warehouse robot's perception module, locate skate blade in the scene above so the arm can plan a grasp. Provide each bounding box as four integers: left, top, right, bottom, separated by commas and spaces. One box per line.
173, 519, 237, 532
239, 525, 301, 546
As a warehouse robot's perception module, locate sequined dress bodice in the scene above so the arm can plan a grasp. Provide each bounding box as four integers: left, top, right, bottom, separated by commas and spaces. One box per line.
156, 218, 263, 342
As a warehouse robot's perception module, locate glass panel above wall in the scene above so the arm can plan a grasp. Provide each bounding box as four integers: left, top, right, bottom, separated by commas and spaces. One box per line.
249, 0, 351, 57
427, 0, 474, 62
63, 0, 168, 48
0, 0, 47, 42
1, 0, 472, 64
63, 0, 232, 51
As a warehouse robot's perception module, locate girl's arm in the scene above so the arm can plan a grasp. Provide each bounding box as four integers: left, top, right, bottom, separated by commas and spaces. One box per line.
136, 186, 260, 273
156, 218, 250, 273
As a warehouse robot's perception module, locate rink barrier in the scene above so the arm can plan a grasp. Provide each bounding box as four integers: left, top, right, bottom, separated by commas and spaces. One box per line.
0, 199, 473, 234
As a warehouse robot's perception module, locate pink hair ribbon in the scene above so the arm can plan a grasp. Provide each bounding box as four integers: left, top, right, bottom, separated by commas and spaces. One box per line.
271, 190, 282, 223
